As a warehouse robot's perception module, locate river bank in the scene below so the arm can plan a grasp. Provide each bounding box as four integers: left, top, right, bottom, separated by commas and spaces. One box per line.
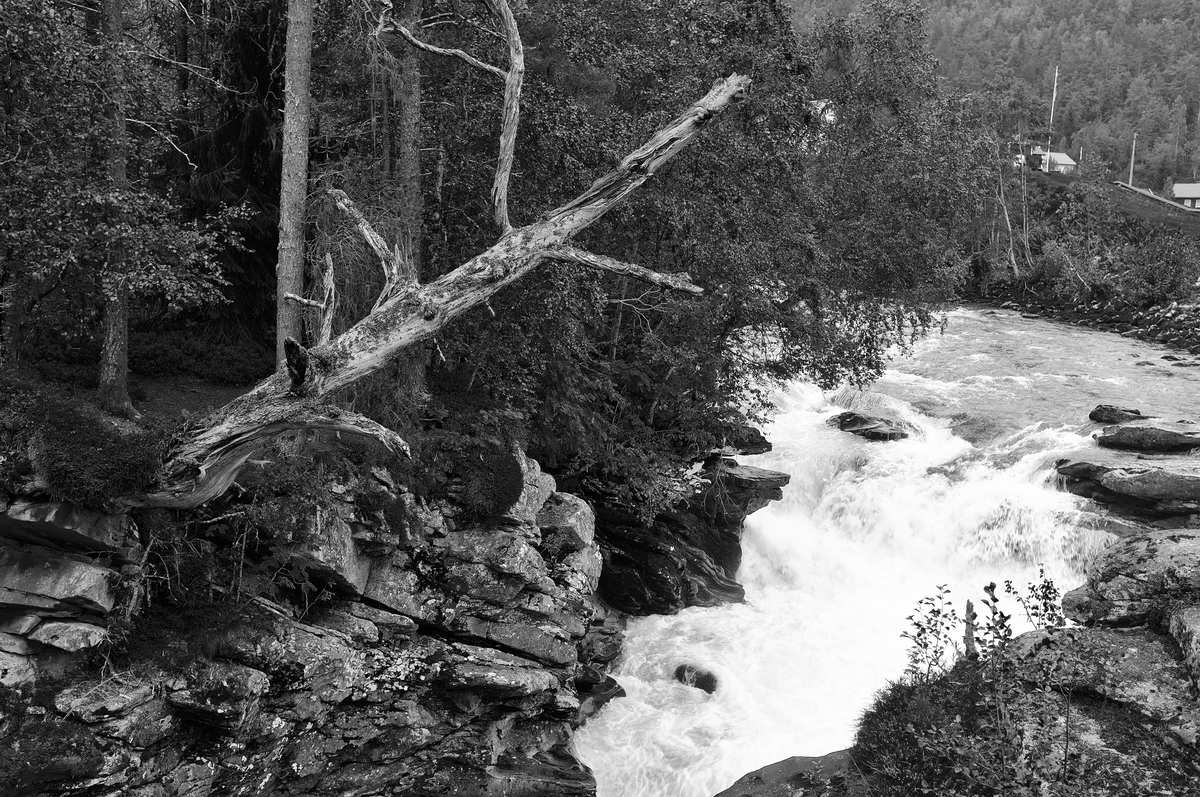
981, 288, 1200, 354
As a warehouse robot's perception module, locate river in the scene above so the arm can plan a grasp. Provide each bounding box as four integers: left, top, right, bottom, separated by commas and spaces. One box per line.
572, 306, 1200, 797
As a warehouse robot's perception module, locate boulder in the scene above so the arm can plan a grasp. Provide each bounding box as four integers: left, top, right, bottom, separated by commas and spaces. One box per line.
1056, 449, 1200, 516
0, 543, 115, 615
1096, 419, 1200, 452
826, 411, 918, 442
576, 672, 625, 721
1012, 626, 1200, 745
1089, 405, 1149, 424
536, 492, 596, 557
55, 680, 156, 723
29, 621, 108, 652
709, 463, 791, 520
1063, 529, 1200, 626
596, 459, 788, 616
441, 644, 558, 697
674, 664, 718, 693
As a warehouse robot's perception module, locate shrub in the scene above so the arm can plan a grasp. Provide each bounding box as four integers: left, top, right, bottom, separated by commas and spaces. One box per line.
0, 377, 167, 507
855, 570, 1088, 797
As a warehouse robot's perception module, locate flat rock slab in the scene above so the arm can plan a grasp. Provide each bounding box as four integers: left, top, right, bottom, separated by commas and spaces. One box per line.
1057, 448, 1200, 503
1062, 529, 1200, 625
0, 501, 130, 553
1097, 420, 1200, 452
0, 543, 115, 614
30, 620, 109, 652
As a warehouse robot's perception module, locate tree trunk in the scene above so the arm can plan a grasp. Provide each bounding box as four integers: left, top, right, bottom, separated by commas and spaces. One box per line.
0, 259, 21, 370
138, 75, 749, 510
97, 0, 136, 417
276, 0, 315, 366
387, 0, 427, 409
395, 0, 423, 279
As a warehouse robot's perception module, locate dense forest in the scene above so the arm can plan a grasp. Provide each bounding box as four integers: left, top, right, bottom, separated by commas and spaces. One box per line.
0, 0, 988, 516
789, 0, 1200, 189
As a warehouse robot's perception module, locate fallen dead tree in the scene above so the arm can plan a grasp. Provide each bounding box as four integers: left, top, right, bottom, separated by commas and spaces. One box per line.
136, 1, 749, 510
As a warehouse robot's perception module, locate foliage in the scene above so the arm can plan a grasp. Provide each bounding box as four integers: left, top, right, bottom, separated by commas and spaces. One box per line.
789, 0, 1200, 190
854, 569, 1138, 797
363, 0, 989, 515
1010, 179, 1200, 308
128, 330, 273, 386
0, 377, 166, 508
0, 1, 247, 378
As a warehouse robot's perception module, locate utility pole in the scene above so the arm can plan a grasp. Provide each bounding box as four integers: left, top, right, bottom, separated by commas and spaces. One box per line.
1128, 132, 1138, 186
1046, 65, 1059, 151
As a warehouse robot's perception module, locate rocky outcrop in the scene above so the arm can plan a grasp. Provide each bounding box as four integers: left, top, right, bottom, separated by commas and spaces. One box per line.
595, 458, 789, 615
0, 449, 615, 796
1062, 529, 1200, 626
826, 411, 917, 442
1012, 626, 1200, 745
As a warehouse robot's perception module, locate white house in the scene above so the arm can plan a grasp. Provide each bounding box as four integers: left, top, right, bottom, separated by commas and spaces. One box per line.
1031, 146, 1077, 175
1172, 182, 1200, 209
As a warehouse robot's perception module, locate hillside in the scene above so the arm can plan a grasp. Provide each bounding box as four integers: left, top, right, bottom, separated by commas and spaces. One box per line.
786, 0, 1200, 190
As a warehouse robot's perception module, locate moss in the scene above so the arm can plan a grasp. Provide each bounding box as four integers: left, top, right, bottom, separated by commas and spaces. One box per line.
0, 377, 167, 507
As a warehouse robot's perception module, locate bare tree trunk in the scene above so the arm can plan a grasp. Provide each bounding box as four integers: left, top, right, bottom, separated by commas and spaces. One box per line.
139, 75, 746, 509
97, 0, 137, 417
276, 0, 315, 366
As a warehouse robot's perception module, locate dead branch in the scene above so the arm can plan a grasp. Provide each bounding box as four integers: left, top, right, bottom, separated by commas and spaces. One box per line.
548, 245, 703, 295
386, 22, 505, 79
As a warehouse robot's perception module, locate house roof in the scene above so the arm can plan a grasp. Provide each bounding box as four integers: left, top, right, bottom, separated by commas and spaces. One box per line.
1046, 152, 1077, 166
1173, 182, 1200, 199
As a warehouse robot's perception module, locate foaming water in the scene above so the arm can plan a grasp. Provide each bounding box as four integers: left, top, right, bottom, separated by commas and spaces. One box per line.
574, 308, 1200, 797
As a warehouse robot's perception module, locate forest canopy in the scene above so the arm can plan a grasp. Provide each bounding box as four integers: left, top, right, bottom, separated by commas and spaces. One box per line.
0, 0, 1024, 513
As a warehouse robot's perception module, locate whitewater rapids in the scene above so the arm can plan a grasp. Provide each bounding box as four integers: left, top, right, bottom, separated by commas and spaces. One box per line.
573, 307, 1200, 797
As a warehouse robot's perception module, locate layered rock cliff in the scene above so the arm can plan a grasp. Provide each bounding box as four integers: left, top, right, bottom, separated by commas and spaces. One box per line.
0, 430, 786, 795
